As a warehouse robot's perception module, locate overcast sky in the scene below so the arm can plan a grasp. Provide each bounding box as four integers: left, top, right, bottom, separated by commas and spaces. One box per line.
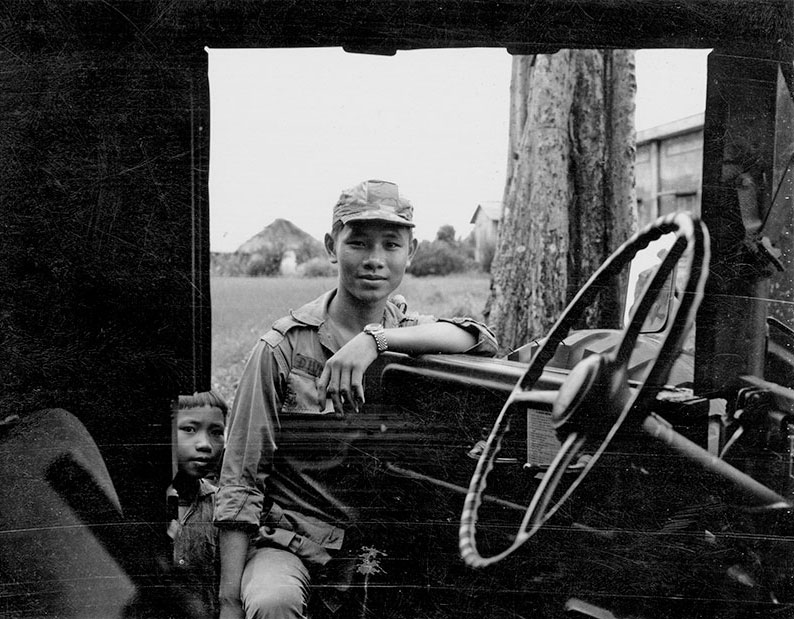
208, 48, 710, 252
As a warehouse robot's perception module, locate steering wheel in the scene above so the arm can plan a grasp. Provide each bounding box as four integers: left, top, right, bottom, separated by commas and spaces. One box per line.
459, 212, 710, 568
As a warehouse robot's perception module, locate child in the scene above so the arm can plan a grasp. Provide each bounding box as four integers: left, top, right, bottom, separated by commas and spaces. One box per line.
214, 180, 498, 619
168, 390, 228, 619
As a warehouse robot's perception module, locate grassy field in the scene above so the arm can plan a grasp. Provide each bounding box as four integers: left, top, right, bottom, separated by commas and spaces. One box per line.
211, 273, 492, 404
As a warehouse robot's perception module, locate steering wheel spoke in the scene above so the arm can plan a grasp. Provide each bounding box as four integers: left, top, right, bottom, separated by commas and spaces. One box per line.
524, 431, 588, 528
509, 388, 558, 410
460, 212, 710, 568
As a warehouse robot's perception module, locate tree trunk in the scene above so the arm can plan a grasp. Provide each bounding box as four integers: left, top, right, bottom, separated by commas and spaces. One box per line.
486, 50, 637, 354
505, 56, 535, 191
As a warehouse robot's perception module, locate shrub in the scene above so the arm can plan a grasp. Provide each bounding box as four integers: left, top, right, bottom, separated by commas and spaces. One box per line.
245, 249, 282, 277
295, 238, 326, 263
210, 252, 247, 276
408, 240, 469, 277
300, 257, 337, 278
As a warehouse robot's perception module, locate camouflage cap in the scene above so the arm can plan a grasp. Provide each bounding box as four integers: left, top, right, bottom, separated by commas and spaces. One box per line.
333, 179, 415, 228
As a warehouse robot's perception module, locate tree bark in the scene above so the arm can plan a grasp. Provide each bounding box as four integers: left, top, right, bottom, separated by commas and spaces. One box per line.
505, 56, 535, 191
486, 50, 637, 353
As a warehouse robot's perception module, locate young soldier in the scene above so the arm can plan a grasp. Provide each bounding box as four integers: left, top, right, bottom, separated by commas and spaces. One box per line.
214, 179, 498, 619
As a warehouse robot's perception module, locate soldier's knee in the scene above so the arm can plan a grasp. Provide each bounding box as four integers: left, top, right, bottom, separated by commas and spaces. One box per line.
245, 583, 308, 619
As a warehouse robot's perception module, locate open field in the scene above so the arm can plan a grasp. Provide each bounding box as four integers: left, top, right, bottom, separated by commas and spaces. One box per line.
211, 273, 492, 404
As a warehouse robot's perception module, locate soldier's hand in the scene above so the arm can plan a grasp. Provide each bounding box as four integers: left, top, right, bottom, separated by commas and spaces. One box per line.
317, 332, 378, 415
218, 596, 244, 619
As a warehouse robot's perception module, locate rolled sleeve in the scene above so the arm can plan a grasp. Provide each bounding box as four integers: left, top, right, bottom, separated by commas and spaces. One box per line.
214, 484, 264, 528
436, 317, 499, 357
214, 339, 283, 529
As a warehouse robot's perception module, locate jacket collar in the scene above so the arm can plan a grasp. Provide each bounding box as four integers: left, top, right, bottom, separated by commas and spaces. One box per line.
288, 290, 335, 327
290, 289, 406, 328
167, 476, 216, 503
197, 477, 217, 497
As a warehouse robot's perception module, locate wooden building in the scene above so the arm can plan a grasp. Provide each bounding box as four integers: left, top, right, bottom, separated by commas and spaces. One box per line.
636, 113, 705, 227
469, 201, 504, 267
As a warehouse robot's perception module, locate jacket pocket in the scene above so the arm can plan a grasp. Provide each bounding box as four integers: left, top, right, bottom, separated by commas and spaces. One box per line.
282, 354, 326, 414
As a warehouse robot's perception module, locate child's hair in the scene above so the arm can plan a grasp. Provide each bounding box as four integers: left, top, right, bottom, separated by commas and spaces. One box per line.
174, 390, 228, 419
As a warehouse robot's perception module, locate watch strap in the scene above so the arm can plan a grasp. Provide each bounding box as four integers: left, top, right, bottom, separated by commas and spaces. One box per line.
363, 323, 388, 354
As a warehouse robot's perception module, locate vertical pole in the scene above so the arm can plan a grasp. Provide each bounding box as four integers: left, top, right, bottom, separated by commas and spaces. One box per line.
650, 139, 661, 218
695, 51, 780, 394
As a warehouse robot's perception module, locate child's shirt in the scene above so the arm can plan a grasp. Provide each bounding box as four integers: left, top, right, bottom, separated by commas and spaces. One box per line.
168, 477, 219, 619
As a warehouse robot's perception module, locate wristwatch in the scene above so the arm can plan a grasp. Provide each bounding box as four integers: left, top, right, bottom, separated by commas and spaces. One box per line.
363, 323, 388, 354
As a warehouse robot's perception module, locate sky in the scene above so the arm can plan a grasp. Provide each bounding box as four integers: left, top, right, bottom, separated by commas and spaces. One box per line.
208, 48, 710, 253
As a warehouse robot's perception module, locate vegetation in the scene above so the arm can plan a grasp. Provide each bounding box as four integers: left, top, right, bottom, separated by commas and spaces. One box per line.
211, 273, 491, 405
408, 226, 477, 277
299, 257, 337, 277
245, 250, 282, 277
210, 252, 247, 277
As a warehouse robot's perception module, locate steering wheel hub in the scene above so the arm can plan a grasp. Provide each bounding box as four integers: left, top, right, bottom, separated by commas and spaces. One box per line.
552, 354, 629, 441
553, 355, 603, 431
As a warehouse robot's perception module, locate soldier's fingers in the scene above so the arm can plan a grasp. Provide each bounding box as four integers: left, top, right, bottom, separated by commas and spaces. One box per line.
351, 367, 365, 411
330, 388, 344, 416
338, 369, 353, 411
316, 366, 331, 410
325, 363, 344, 414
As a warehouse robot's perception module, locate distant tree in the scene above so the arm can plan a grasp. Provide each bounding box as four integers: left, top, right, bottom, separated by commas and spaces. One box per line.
210, 252, 247, 276
486, 50, 638, 353
295, 237, 326, 264
245, 247, 282, 277
436, 225, 456, 244
300, 257, 337, 278
408, 240, 469, 277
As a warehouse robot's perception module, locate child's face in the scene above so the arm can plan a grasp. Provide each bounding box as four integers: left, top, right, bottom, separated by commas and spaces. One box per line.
176, 406, 226, 479
327, 221, 417, 306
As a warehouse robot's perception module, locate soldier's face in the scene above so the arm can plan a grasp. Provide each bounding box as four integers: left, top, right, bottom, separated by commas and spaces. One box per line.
326, 222, 417, 305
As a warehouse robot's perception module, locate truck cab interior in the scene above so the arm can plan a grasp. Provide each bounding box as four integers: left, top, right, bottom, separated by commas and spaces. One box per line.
1, 2, 792, 618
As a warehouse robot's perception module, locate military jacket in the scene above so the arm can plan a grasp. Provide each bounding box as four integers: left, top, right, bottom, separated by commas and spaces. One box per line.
214, 290, 498, 566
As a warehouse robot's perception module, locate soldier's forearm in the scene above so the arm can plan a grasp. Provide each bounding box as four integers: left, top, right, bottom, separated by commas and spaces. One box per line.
384, 321, 477, 355
218, 528, 249, 606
